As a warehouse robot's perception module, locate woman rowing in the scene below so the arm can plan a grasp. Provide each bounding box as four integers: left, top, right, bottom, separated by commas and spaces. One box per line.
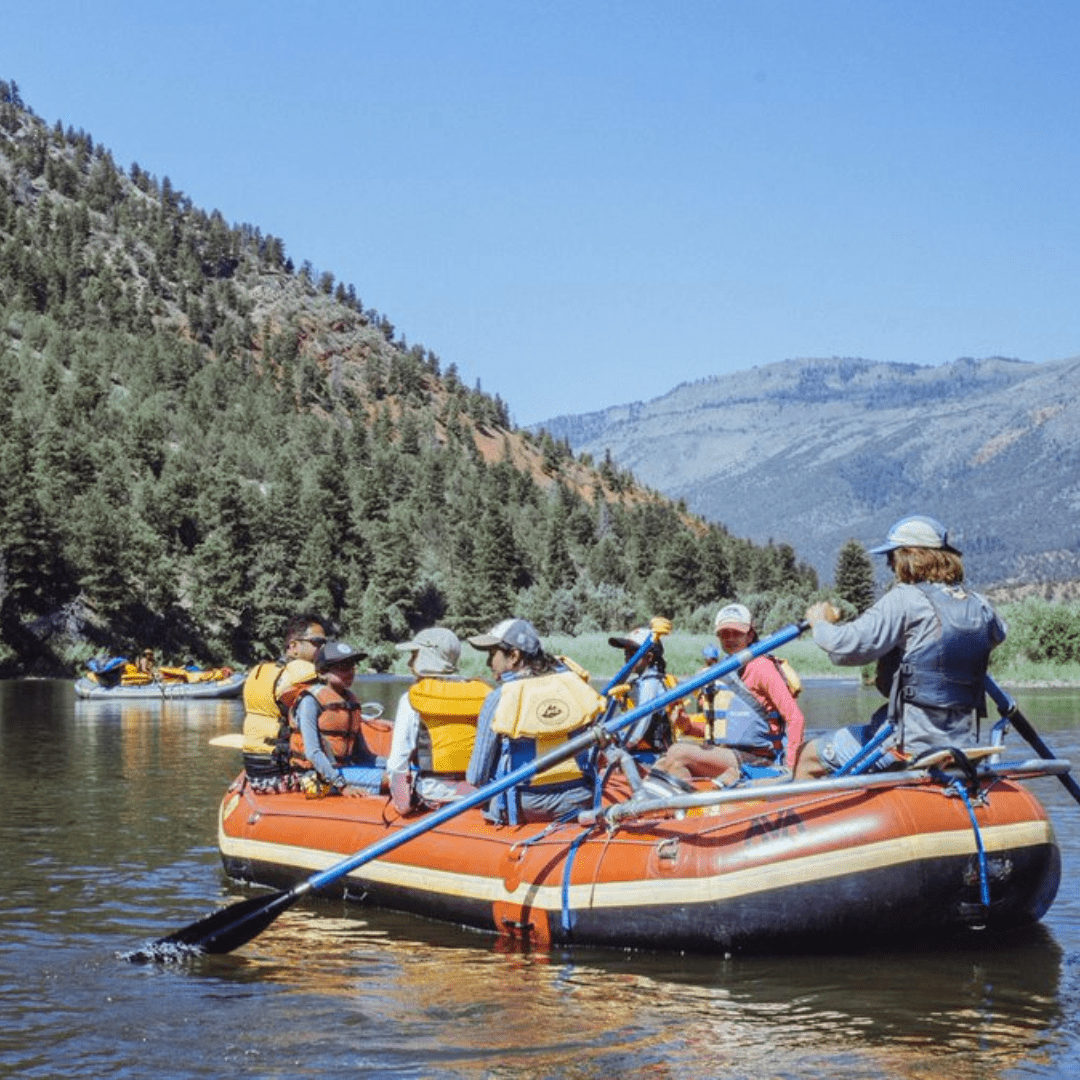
794, 515, 1007, 778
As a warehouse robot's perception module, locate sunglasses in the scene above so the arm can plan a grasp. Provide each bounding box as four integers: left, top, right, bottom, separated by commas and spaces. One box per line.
297, 635, 327, 647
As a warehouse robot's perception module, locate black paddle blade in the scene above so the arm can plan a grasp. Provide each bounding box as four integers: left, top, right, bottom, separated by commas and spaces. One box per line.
125, 888, 299, 962
1009, 710, 1080, 809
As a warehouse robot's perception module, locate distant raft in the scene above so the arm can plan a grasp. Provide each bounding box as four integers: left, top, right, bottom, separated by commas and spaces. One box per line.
75, 658, 246, 700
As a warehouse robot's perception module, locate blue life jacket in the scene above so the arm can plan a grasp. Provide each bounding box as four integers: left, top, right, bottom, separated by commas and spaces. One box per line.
720, 671, 783, 760
88, 656, 126, 675
622, 667, 673, 752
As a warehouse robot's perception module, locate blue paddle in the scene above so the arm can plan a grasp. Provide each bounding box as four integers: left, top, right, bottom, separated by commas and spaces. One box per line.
130, 621, 807, 959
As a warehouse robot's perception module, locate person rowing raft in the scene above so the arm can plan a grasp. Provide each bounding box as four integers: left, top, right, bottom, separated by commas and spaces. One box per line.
794, 515, 1007, 778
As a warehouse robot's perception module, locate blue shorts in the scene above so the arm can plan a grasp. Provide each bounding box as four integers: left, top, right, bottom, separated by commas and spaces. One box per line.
339, 765, 385, 792
818, 723, 903, 774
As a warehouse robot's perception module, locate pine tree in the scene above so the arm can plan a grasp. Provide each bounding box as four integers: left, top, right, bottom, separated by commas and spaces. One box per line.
835, 539, 876, 614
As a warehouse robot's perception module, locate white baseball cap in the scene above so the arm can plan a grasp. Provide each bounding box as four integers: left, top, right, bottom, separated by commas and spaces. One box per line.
714, 603, 753, 633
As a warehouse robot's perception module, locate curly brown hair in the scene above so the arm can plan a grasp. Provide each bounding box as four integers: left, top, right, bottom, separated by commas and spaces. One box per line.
890, 547, 964, 585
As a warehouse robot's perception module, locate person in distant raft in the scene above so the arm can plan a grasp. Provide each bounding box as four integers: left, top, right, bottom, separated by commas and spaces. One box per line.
794, 515, 1007, 779
465, 619, 606, 823
288, 641, 384, 796
385, 627, 490, 813
241, 613, 327, 790
648, 603, 805, 788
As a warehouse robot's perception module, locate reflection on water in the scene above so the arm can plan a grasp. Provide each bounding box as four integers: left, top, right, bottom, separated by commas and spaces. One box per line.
1, 677, 1078, 1079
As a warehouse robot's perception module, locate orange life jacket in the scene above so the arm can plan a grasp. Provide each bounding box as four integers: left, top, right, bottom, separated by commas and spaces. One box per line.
288, 683, 366, 771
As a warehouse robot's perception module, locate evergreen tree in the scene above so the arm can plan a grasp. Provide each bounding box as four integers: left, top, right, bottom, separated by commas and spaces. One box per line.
544, 500, 576, 589
646, 531, 703, 618
835, 539, 876, 614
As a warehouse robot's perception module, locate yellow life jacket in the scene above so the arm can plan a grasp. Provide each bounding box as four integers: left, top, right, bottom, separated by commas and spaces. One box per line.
241, 659, 318, 757
408, 677, 490, 775
119, 663, 153, 686
774, 656, 802, 698
185, 666, 233, 683
491, 669, 605, 787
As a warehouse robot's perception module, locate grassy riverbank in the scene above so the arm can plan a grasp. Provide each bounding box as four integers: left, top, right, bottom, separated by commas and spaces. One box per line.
435, 630, 1080, 688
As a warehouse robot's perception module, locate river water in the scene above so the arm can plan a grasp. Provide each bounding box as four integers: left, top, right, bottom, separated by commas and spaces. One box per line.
1, 676, 1078, 1079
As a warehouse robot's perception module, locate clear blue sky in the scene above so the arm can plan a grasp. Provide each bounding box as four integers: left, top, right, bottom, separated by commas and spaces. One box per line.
7, 1, 1078, 425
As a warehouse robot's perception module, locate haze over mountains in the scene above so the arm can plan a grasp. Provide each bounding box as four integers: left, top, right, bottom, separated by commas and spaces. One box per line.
540, 354, 1080, 591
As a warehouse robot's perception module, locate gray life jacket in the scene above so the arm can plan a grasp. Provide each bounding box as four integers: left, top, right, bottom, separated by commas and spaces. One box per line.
885, 582, 996, 729
720, 670, 783, 760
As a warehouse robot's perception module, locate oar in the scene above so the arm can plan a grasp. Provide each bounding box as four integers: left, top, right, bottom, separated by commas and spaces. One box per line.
984, 674, 1080, 808
131, 621, 806, 959
209, 733, 245, 749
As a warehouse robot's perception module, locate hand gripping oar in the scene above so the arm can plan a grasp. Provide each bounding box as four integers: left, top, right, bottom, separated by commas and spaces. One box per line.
132, 621, 807, 959
984, 674, 1080, 808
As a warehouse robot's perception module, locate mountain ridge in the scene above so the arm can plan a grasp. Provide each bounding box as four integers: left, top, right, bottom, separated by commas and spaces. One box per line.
1, 77, 823, 674
540, 353, 1080, 589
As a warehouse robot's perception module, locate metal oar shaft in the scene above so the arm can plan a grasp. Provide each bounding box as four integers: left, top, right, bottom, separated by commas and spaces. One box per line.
603, 756, 1073, 823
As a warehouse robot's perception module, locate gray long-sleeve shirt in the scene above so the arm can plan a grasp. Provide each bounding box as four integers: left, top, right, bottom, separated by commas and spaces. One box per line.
813, 582, 1007, 757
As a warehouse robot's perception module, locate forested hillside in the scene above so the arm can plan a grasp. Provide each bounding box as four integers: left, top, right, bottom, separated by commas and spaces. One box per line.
0, 80, 818, 675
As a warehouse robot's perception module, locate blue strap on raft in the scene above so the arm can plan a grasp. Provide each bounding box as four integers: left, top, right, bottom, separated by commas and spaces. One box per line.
560, 826, 594, 934
923, 749, 990, 923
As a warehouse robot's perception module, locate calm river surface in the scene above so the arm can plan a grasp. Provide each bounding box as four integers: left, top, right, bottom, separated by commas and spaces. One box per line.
2, 676, 1078, 1079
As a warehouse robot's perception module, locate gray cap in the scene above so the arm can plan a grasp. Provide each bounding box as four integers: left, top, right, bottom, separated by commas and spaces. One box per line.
869, 515, 961, 556
316, 640, 367, 672
395, 627, 461, 676
467, 618, 541, 656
